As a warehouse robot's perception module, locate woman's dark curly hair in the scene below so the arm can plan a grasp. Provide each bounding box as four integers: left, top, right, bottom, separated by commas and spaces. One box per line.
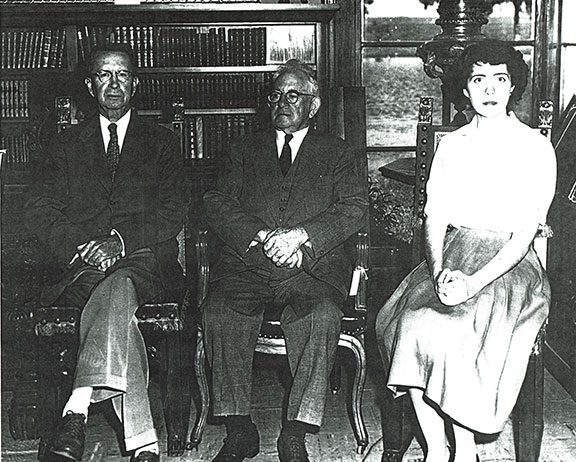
448, 40, 529, 111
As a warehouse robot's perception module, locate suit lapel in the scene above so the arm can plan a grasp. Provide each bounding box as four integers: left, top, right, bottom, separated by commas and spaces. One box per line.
255, 131, 284, 218
117, 114, 145, 179
79, 117, 112, 191
284, 131, 323, 217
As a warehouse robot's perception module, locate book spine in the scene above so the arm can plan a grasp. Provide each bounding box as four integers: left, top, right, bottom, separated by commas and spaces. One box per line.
77, 26, 86, 64
33, 29, 45, 68
149, 26, 155, 67
23, 30, 34, 69
15, 30, 25, 69
41, 29, 52, 68
195, 116, 204, 159
0, 80, 6, 118
188, 117, 196, 160
57, 27, 66, 68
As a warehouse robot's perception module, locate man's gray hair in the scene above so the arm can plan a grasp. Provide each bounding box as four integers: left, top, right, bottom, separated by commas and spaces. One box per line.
273, 59, 319, 96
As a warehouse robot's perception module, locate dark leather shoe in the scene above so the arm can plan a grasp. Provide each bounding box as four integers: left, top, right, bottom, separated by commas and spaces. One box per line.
277, 431, 310, 462
132, 451, 160, 462
49, 412, 86, 461
212, 421, 259, 462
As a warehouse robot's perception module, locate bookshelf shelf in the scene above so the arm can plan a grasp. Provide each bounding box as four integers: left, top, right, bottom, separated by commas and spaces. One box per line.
1, 4, 339, 26
0, 119, 30, 124
138, 65, 298, 74
139, 108, 258, 116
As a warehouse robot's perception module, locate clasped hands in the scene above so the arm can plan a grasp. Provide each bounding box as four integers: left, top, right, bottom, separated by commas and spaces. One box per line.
434, 268, 479, 306
254, 227, 309, 269
75, 235, 123, 272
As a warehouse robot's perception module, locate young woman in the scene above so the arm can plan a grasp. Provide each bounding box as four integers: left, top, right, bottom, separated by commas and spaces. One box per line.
376, 40, 557, 462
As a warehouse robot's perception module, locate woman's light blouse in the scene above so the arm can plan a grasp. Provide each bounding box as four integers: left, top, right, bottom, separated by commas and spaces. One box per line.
424, 113, 557, 233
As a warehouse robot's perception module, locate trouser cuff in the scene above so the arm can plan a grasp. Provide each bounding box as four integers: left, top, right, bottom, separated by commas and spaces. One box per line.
125, 428, 158, 452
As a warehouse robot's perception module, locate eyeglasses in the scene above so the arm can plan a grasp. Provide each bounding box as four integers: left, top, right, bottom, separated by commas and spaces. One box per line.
267, 90, 316, 105
92, 70, 133, 83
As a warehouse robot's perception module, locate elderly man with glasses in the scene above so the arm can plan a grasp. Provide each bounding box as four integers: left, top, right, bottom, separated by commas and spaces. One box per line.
202, 59, 368, 462
25, 43, 186, 462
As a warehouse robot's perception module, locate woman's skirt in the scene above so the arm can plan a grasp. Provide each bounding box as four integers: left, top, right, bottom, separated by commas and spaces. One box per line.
375, 227, 549, 434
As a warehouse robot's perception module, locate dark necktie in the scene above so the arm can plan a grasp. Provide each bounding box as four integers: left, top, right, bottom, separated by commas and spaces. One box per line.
279, 133, 293, 176
107, 123, 120, 180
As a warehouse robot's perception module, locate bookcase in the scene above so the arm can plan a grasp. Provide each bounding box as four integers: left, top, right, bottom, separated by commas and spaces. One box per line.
0, 2, 339, 232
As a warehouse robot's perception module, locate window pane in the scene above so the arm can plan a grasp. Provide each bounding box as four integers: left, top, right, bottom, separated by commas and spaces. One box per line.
560, 46, 576, 113
363, 48, 442, 147
561, 0, 576, 42
514, 46, 534, 124
363, 0, 439, 42
485, 1, 534, 41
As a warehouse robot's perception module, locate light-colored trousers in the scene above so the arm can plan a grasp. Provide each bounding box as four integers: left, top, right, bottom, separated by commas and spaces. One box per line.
56, 249, 164, 451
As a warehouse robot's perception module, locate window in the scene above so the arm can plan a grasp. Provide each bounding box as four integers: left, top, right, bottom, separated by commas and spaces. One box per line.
559, 0, 576, 113
361, 0, 538, 178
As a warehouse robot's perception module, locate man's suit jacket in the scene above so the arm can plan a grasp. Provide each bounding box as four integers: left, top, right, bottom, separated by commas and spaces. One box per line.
25, 113, 187, 288
204, 128, 368, 299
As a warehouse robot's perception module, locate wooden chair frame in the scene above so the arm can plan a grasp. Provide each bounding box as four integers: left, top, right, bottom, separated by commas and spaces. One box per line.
189, 229, 370, 454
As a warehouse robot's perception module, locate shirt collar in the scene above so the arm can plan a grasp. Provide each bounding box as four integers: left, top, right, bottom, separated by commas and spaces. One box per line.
100, 109, 131, 134
460, 111, 520, 136
276, 127, 310, 144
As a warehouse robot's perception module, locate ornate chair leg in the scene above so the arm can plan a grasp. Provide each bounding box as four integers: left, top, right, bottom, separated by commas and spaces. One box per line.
189, 328, 210, 449
340, 335, 368, 454
381, 393, 413, 462
513, 351, 544, 462
160, 331, 191, 457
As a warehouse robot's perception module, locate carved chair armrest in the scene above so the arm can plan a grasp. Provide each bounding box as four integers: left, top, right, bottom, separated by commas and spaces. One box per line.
196, 229, 210, 307
353, 232, 369, 317
195, 229, 370, 317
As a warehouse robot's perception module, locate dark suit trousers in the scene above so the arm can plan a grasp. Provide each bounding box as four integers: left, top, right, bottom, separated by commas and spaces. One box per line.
55, 249, 165, 451
202, 269, 343, 427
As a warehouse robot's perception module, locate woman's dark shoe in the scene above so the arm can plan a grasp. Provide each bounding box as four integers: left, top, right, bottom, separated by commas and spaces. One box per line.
132, 450, 160, 462
277, 430, 310, 462
212, 421, 260, 462
49, 412, 86, 461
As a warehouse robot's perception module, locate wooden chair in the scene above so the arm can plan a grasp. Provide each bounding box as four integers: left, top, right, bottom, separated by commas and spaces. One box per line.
8, 98, 193, 458
189, 229, 370, 454
379, 96, 553, 462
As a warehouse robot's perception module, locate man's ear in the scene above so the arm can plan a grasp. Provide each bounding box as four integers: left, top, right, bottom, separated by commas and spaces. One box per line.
309, 96, 321, 119
85, 77, 95, 97
463, 88, 470, 99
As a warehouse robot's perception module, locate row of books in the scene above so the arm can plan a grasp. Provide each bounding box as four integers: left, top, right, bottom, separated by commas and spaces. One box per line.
1, 133, 31, 168
1, 28, 66, 70
78, 25, 267, 67
1, 80, 29, 119
138, 74, 273, 109
186, 114, 260, 160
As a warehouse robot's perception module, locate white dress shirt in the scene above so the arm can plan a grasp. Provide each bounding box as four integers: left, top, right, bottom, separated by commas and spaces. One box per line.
275, 126, 309, 161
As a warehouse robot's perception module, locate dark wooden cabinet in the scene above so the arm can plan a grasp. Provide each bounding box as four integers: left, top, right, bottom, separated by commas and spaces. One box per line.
546, 96, 576, 401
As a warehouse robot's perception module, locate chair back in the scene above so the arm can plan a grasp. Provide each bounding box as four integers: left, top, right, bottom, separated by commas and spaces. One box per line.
412, 97, 458, 265
412, 97, 554, 267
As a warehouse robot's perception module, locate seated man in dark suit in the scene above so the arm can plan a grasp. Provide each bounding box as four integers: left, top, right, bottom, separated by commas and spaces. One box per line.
202, 59, 368, 462
25, 43, 186, 462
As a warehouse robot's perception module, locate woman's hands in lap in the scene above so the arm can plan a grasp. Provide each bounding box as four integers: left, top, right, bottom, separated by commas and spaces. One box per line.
435, 269, 479, 306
